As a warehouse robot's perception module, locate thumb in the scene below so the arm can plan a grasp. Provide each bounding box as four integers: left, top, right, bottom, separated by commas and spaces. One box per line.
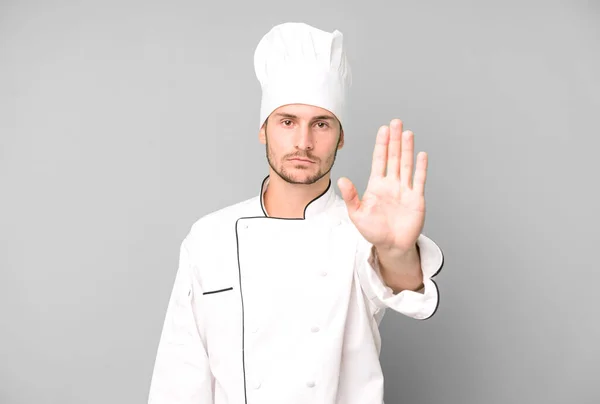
337, 177, 361, 214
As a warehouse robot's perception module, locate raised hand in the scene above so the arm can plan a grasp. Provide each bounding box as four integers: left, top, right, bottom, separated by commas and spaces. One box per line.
337, 119, 427, 255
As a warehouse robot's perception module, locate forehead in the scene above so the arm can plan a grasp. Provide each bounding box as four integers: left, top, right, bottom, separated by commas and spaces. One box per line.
271, 104, 337, 120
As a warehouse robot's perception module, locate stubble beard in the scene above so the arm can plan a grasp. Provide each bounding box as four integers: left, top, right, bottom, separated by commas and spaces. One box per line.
264, 128, 341, 185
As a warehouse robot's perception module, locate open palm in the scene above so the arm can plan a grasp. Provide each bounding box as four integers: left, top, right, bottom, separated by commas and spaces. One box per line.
338, 119, 428, 254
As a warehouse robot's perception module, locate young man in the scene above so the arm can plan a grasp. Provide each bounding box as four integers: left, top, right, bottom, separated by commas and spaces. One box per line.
148, 22, 444, 404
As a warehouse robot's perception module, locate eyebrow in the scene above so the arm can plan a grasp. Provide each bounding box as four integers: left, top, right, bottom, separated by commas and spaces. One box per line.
273, 113, 335, 121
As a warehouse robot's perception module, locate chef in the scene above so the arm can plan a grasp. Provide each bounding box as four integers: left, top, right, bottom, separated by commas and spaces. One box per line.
148, 22, 444, 404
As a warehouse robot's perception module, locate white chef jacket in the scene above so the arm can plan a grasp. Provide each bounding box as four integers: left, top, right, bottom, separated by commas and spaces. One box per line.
148, 175, 444, 404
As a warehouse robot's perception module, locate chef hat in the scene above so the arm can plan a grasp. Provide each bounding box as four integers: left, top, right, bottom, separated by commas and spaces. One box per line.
254, 22, 352, 130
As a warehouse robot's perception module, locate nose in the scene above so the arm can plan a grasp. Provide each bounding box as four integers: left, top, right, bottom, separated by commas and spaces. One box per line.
294, 124, 314, 151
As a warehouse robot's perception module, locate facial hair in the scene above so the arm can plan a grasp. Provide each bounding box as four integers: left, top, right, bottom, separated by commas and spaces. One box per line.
264, 127, 341, 185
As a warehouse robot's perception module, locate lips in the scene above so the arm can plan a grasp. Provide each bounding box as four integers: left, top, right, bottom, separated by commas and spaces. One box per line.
289, 158, 314, 163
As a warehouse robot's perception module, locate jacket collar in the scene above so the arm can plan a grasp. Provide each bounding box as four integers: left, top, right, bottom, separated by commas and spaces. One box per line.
259, 175, 336, 219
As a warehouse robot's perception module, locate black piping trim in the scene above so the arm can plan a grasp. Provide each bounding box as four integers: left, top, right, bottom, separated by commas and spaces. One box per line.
303, 179, 331, 219
420, 278, 440, 320
233, 175, 341, 403
417, 243, 443, 320
234, 214, 314, 404
234, 218, 248, 404
431, 246, 445, 278
202, 287, 233, 295
259, 176, 269, 216
258, 174, 332, 220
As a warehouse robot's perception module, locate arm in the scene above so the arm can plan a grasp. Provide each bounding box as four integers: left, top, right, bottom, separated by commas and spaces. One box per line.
375, 241, 424, 294
356, 233, 444, 320
148, 237, 214, 403
338, 119, 445, 321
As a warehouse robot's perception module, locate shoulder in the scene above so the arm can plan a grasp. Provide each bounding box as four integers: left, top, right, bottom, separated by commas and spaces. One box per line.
184, 195, 262, 244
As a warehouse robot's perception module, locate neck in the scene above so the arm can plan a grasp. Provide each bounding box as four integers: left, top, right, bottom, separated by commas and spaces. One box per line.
263, 172, 330, 219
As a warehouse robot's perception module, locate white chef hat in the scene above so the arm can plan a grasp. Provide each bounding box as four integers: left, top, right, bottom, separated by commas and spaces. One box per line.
254, 22, 352, 130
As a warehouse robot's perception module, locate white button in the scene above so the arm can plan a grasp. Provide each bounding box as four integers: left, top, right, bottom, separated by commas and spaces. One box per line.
254, 381, 261, 389
311, 326, 320, 333
320, 271, 327, 277
252, 327, 259, 333
306, 381, 315, 388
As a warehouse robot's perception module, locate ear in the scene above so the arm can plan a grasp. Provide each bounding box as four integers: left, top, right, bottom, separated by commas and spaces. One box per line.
258, 123, 266, 145
337, 128, 345, 149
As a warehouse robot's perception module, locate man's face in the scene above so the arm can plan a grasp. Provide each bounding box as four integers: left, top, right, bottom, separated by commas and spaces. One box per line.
259, 104, 344, 185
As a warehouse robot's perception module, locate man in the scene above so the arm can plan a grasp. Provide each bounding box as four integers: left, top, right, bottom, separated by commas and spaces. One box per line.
148, 22, 444, 404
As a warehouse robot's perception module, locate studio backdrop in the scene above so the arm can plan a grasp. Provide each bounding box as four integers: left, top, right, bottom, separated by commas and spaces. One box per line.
1, 1, 598, 403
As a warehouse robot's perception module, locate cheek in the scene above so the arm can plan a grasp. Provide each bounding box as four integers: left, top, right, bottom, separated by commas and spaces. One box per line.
321, 136, 339, 151
276, 133, 297, 148
267, 138, 288, 156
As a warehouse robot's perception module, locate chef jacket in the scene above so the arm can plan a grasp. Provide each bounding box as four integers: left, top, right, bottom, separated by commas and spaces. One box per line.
148, 175, 444, 404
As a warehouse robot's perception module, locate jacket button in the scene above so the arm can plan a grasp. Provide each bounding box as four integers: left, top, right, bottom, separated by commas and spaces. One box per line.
311, 326, 320, 333
320, 271, 327, 277
254, 381, 261, 389
306, 381, 315, 388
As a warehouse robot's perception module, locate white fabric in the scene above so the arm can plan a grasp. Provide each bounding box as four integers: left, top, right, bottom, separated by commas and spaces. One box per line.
254, 22, 352, 129
148, 176, 444, 404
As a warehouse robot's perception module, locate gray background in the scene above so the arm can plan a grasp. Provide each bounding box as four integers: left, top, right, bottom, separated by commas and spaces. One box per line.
1, 0, 599, 403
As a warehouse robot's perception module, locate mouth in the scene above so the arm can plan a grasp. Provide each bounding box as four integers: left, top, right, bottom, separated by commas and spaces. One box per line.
288, 158, 314, 163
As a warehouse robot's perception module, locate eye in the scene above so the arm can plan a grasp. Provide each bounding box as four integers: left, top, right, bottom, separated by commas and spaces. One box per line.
282, 120, 293, 126
316, 122, 329, 129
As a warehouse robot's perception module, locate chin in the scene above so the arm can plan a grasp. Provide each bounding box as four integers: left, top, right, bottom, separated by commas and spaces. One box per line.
281, 169, 324, 185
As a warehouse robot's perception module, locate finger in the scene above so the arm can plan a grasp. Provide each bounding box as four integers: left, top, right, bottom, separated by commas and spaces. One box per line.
337, 177, 361, 214
413, 151, 428, 195
370, 125, 390, 180
400, 130, 414, 188
387, 119, 403, 179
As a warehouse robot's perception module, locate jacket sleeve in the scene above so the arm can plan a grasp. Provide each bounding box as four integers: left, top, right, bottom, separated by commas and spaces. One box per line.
356, 233, 444, 320
148, 237, 214, 403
